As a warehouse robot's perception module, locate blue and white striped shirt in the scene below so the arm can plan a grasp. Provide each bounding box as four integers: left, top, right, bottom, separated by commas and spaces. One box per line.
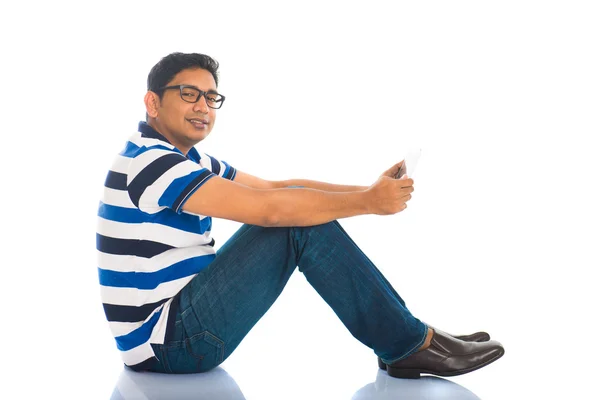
97, 121, 236, 370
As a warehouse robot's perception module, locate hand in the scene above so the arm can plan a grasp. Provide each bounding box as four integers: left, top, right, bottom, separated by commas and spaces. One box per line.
381, 160, 407, 180
365, 175, 414, 215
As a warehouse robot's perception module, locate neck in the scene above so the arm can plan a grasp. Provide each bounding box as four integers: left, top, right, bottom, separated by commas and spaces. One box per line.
147, 120, 192, 156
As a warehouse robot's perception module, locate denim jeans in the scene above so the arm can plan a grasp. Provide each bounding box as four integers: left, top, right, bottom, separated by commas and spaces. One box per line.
149, 220, 427, 373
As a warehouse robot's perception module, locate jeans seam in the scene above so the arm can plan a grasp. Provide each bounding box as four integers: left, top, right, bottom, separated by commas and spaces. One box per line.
299, 220, 426, 364
330, 220, 424, 360
188, 331, 225, 357
303, 222, 394, 307
161, 346, 173, 373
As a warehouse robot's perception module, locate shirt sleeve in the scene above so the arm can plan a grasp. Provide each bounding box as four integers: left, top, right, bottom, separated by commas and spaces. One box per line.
127, 148, 217, 214
199, 153, 237, 181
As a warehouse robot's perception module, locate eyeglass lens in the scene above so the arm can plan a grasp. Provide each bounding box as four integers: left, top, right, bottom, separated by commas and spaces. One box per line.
181, 87, 223, 108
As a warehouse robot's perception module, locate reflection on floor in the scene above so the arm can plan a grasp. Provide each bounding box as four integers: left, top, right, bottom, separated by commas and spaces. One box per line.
352, 370, 480, 400
111, 366, 480, 400
111, 367, 245, 400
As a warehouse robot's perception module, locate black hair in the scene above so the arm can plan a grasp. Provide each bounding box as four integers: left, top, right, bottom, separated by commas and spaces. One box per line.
147, 52, 220, 98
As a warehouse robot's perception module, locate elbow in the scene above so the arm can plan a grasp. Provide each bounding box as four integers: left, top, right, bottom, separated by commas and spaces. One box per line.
263, 203, 287, 227
259, 191, 282, 227
260, 188, 298, 227
263, 206, 283, 227
263, 214, 279, 227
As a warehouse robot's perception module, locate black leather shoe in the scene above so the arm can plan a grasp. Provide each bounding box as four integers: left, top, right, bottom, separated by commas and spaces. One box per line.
377, 328, 490, 370
383, 328, 504, 379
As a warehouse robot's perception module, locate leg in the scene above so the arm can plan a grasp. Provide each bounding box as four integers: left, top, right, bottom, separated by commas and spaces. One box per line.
295, 220, 428, 364
333, 219, 409, 309
151, 220, 427, 373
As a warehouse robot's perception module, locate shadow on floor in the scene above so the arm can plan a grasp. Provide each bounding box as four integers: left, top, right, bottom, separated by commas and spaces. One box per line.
110, 365, 481, 399
351, 369, 481, 400
110, 366, 246, 400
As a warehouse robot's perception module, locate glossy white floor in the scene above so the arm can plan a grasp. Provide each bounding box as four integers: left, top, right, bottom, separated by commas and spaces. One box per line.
110, 366, 484, 400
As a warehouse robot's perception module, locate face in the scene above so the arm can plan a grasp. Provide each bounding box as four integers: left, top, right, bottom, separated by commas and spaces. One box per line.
145, 68, 219, 155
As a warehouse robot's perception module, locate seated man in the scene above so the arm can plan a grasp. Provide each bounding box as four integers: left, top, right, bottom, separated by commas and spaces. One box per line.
96, 52, 504, 379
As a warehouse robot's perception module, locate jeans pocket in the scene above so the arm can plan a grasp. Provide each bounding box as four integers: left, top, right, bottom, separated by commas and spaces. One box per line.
163, 331, 225, 373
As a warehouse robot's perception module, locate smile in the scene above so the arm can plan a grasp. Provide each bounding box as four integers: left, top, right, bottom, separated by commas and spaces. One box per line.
187, 119, 208, 129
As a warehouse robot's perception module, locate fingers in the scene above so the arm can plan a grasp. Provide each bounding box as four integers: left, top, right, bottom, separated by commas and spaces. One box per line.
398, 194, 412, 213
399, 179, 414, 199
396, 165, 407, 179
399, 186, 414, 196
401, 193, 412, 202
398, 177, 414, 187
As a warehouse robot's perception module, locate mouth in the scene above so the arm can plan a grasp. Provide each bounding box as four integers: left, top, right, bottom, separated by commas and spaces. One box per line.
187, 118, 209, 129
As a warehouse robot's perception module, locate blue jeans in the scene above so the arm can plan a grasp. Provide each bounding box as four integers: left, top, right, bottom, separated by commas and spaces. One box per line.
149, 220, 427, 373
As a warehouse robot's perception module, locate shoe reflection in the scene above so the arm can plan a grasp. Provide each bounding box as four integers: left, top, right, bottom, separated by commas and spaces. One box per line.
352, 370, 480, 400
110, 366, 246, 400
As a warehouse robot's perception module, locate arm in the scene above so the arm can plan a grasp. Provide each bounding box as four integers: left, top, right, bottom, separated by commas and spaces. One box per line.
233, 169, 368, 192
182, 175, 370, 228
266, 186, 369, 227
233, 170, 277, 190
273, 179, 368, 192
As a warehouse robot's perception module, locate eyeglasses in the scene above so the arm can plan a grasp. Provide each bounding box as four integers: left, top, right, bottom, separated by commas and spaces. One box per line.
157, 85, 226, 109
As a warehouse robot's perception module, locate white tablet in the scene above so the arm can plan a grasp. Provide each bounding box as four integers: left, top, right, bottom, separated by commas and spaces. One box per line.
395, 148, 421, 179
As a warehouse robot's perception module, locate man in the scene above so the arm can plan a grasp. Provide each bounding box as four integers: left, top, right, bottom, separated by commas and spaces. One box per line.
97, 52, 504, 378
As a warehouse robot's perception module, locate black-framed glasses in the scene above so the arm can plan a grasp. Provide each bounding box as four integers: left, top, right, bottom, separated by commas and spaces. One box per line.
157, 85, 226, 109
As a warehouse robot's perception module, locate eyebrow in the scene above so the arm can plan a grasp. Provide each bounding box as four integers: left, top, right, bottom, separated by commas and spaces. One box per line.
179, 84, 219, 93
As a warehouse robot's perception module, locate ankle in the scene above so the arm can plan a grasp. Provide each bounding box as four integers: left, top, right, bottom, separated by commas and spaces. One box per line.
418, 328, 434, 351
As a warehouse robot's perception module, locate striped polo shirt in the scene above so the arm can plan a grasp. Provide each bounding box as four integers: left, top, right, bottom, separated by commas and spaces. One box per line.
97, 121, 237, 370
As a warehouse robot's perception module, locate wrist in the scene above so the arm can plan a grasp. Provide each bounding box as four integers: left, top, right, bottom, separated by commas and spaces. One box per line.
358, 190, 372, 215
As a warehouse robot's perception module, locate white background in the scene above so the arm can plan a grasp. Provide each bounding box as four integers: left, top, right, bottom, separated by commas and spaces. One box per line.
1, 1, 599, 399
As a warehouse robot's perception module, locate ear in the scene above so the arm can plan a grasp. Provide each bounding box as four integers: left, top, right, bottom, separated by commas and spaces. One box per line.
144, 91, 160, 119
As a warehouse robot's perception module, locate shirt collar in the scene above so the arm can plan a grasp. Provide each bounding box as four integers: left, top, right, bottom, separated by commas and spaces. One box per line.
138, 121, 171, 143
137, 121, 201, 162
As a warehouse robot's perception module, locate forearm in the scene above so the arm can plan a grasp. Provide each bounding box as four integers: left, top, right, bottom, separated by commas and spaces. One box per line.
275, 179, 369, 193
267, 187, 370, 227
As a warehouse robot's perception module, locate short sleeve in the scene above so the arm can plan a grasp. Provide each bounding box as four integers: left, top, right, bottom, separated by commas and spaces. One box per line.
199, 153, 237, 181
127, 148, 217, 214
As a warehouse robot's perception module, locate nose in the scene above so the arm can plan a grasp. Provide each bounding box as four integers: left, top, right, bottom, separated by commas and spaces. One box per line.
192, 94, 209, 113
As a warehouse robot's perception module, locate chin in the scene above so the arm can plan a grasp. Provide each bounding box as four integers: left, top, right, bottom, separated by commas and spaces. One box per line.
189, 131, 210, 143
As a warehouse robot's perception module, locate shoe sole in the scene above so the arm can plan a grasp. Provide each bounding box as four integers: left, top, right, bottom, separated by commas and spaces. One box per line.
384, 348, 505, 379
